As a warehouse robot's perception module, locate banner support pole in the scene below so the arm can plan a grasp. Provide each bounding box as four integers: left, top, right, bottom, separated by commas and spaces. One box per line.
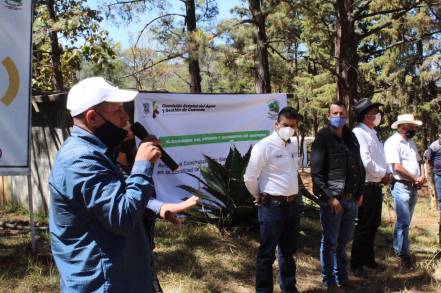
27, 173, 36, 254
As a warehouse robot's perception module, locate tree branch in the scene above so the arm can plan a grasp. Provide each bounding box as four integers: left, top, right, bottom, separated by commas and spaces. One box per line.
361, 30, 441, 58
303, 55, 339, 77
134, 13, 186, 49
353, 0, 373, 19
173, 71, 191, 86
123, 53, 183, 77
355, 5, 423, 20
268, 44, 293, 62
358, 2, 421, 41
107, 0, 144, 7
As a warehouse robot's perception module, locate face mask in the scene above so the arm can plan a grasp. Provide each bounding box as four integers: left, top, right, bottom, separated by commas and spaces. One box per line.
328, 116, 347, 128
405, 129, 416, 139
94, 113, 128, 149
277, 126, 295, 141
373, 113, 381, 127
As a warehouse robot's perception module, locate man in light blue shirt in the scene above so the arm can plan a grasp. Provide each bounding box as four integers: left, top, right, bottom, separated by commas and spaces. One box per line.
49, 77, 197, 292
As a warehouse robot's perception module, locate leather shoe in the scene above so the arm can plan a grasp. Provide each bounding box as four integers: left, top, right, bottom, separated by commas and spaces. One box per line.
399, 255, 415, 272
351, 266, 368, 277
365, 261, 387, 272
324, 284, 344, 292
339, 281, 357, 292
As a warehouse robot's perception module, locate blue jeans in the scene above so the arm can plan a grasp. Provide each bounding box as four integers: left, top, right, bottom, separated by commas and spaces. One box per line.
391, 182, 418, 257
319, 198, 357, 287
435, 174, 441, 211
256, 200, 301, 293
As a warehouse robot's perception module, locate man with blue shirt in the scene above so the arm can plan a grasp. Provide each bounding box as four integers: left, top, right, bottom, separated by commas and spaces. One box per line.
426, 126, 441, 244
49, 77, 198, 293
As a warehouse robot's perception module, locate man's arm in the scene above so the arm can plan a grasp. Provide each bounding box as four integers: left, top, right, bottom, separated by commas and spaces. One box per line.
311, 133, 343, 213
243, 143, 266, 200
353, 128, 387, 179
353, 134, 366, 201
310, 134, 333, 200
73, 158, 156, 237
385, 138, 416, 182
148, 196, 199, 225
393, 163, 418, 182
298, 174, 319, 205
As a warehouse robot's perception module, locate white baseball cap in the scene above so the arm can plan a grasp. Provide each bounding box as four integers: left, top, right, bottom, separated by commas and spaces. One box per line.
67, 77, 138, 116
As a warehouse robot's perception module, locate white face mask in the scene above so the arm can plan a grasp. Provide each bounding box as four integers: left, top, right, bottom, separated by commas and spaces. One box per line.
373, 113, 382, 127
277, 126, 295, 141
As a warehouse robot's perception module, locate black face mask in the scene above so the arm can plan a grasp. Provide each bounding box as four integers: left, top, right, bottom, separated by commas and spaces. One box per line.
405, 130, 416, 139
94, 113, 128, 149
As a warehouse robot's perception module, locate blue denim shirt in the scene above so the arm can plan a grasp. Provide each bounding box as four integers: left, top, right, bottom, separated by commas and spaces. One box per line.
49, 126, 157, 293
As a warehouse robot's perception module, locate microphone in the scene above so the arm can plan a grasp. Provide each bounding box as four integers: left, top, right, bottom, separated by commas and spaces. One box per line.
131, 122, 179, 171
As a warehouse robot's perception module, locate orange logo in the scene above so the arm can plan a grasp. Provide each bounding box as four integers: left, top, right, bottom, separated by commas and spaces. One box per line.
1, 57, 20, 106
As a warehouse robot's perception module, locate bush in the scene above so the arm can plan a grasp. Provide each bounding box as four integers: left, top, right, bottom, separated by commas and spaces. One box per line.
178, 146, 256, 230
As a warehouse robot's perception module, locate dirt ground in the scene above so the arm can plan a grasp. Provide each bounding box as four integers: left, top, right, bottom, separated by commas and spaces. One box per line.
1, 173, 441, 292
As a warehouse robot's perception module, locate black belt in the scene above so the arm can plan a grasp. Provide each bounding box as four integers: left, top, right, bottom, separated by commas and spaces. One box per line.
337, 193, 353, 200
260, 193, 297, 203
392, 179, 416, 189
365, 182, 380, 187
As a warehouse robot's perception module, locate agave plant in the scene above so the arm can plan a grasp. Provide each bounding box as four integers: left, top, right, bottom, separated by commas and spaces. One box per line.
178, 146, 257, 230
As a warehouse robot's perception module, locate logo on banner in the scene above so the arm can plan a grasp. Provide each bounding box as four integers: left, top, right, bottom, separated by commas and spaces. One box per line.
142, 101, 160, 118
1, 57, 20, 106
3, 0, 23, 10
152, 101, 160, 118
267, 99, 280, 119
142, 102, 150, 115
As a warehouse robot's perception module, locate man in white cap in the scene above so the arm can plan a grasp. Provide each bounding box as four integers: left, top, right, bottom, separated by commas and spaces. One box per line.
49, 77, 198, 293
384, 114, 425, 271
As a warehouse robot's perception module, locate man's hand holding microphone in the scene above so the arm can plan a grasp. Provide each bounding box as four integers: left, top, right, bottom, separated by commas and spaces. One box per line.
132, 122, 199, 225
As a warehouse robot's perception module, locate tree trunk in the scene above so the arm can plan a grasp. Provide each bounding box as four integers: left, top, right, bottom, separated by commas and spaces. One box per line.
248, 0, 271, 93
335, 0, 358, 123
185, 0, 202, 93
47, 0, 64, 90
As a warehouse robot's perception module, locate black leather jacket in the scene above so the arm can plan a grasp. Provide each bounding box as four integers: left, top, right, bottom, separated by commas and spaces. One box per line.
311, 125, 365, 201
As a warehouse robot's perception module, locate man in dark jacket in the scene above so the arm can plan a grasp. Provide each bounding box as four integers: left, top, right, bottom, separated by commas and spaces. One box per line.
311, 100, 365, 291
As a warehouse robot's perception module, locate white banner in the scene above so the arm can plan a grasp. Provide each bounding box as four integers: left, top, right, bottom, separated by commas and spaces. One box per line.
134, 93, 287, 203
0, 1, 32, 175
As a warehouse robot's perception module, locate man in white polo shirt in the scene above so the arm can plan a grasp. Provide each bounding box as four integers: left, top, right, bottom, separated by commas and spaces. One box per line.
384, 114, 426, 270
244, 106, 301, 293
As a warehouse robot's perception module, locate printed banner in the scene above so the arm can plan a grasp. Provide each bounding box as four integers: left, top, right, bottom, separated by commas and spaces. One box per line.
0, 0, 33, 175
134, 93, 287, 202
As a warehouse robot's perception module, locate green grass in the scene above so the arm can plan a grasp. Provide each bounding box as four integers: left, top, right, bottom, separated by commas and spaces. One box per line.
1, 197, 441, 292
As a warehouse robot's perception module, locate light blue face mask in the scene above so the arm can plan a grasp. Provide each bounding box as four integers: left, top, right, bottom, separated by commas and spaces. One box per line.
328, 116, 347, 128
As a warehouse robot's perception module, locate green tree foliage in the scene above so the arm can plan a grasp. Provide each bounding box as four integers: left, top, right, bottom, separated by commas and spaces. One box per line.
32, 0, 116, 92
101, 0, 218, 92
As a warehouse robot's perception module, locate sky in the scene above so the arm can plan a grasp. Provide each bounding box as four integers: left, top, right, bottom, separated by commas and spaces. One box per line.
88, 0, 242, 48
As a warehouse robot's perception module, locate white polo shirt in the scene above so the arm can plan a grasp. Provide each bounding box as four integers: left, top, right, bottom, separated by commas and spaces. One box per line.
244, 131, 299, 199
384, 132, 421, 180
353, 123, 387, 183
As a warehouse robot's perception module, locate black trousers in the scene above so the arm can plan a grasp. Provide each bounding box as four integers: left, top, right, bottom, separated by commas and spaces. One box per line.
351, 184, 383, 268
